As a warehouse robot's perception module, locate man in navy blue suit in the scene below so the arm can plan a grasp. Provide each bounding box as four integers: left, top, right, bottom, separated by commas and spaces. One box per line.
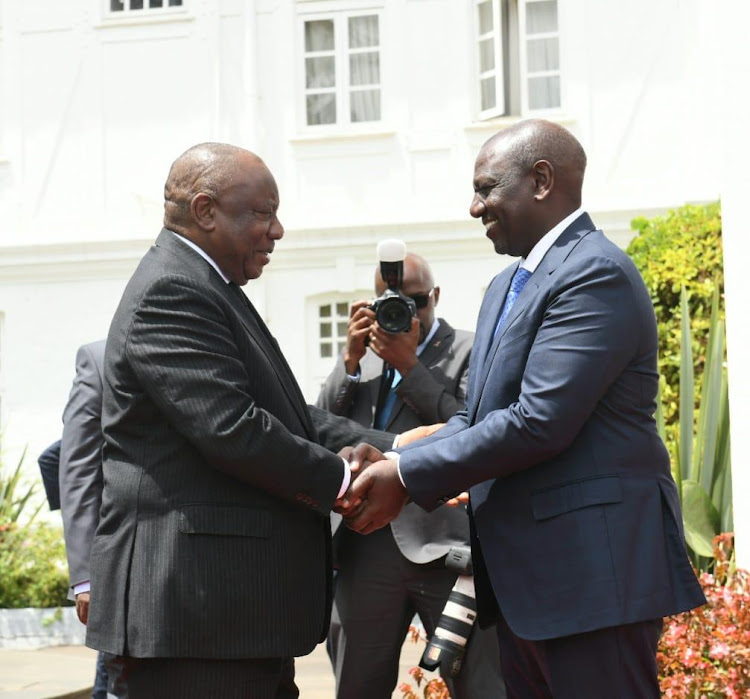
339, 119, 705, 697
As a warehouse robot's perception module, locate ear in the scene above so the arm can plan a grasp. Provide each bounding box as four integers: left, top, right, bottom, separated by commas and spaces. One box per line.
532, 160, 554, 201
432, 286, 440, 307
191, 193, 216, 231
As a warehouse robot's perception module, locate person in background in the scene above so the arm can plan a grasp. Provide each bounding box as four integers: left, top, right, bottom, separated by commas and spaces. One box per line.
318, 253, 504, 698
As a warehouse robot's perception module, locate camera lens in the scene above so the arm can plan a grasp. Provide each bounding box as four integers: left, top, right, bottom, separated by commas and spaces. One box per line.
376, 297, 413, 334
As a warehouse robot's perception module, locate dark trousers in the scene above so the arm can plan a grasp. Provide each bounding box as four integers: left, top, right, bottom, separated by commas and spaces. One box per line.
496, 610, 663, 698
105, 654, 298, 699
330, 526, 506, 699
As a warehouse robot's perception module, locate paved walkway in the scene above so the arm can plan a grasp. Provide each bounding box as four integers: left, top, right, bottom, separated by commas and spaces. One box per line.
0, 639, 435, 698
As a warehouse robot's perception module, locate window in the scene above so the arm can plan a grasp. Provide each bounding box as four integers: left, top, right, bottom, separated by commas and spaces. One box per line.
317, 301, 352, 359
302, 13, 381, 126
475, 0, 561, 118
108, 0, 183, 12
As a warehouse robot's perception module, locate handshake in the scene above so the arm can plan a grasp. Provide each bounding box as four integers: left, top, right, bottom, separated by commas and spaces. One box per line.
334, 442, 407, 536
333, 423, 469, 535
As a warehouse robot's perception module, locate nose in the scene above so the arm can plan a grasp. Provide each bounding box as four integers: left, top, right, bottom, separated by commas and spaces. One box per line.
469, 194, 485, 219
269, 216, 284, 240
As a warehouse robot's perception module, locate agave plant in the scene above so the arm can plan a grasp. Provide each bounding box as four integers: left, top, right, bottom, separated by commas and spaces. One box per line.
0, 446, 42, 525
656, 285, 732, 568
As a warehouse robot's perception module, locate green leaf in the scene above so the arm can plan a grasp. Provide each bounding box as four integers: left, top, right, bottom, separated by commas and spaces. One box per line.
681, 480, 720, 557
678, 287, 694, 482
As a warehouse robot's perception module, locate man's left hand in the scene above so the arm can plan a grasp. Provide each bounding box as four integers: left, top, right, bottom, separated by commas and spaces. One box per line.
343, 459, 409, 535
368, 317, 420, 376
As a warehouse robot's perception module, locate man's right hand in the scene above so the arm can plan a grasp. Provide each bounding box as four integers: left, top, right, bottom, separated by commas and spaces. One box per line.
75, 591, 90, 625
344, 300, 375, 375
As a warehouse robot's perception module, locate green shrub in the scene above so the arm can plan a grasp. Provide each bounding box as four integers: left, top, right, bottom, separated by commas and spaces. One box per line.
627, 202, 723, 442
0, 520, 71, 608
1, 446, 71, 608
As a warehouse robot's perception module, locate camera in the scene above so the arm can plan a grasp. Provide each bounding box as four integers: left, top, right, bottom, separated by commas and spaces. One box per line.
419, 546, 477, 678
368, 239, 417, 335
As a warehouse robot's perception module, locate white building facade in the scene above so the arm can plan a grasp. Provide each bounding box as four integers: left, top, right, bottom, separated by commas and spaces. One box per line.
1, 0, 747, 554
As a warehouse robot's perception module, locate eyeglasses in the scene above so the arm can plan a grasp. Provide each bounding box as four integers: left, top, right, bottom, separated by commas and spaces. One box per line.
409, 288, 435, 309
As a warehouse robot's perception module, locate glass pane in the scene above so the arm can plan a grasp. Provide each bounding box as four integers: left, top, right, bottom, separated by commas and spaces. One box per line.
307, 93, 337, 125
337, 322, 348, 336
479, 38, 495, 73
349, 15, 379, 48
168, 0, 182, 5
320, 322, 332, 338
306, 56, 335, 89
320, 343, 332, 358
527, 37, 559, 72
337, 342, 346, 354
350, 89, 381, 122
319, 304, 331, 318
478, 1, 494, 35
336, 302, 349, 316
526, 0, 558, 34
305, 20, 335, 52
480, 76, 496, 111
349, 52, 380, 86
130, 0, 144, 9
149, 0, 163, 7
528, 75, 560, 110
111, 0, 124, 10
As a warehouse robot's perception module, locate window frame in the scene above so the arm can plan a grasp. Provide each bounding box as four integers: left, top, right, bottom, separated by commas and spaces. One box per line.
103, 0, 187, 19
298, 8, 384, 132
473, 0, 562, 120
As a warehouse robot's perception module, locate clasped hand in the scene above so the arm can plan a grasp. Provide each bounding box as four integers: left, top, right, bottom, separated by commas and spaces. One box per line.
334, 443, 409, 536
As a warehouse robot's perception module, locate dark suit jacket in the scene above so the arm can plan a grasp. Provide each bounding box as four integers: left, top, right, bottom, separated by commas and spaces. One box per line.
399, 213, 705, 640
59, 340, 106, 598
317, 319, 474, 563
37, 440, 61, 511
86, 229, 391, 659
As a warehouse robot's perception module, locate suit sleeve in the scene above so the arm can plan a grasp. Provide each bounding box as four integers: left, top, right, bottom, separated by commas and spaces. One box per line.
316, 356, 358, 416
308, 404, 394, 453
401, 256, 643, 510
59, 345, 104, 590
126, 275, 345, 515
394, 334, 472, 423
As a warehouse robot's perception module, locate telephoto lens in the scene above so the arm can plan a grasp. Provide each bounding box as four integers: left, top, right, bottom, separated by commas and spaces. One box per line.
419, 574, 477, 677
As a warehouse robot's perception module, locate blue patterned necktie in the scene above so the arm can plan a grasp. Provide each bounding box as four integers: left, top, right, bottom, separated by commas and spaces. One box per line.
493, 266, 532, 340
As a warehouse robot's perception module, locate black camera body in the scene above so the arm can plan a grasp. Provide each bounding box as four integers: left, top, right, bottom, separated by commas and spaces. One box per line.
369, 287, 417, 334
368, 241, 417, 335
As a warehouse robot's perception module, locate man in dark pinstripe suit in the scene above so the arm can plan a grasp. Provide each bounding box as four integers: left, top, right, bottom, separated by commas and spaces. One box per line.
85, 143, 394, 698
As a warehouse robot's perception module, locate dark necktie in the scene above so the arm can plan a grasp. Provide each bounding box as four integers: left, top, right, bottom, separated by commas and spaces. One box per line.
374, 365, 402, 430
493, 266, 532, 341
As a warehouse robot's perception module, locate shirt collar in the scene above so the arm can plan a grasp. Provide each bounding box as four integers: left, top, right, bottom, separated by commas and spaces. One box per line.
521, 207, 585, 273
170, 230, 231, 284
417, 318, 440, 355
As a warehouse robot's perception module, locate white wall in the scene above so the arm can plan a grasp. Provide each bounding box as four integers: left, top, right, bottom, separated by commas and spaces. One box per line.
0, 0, 736, 510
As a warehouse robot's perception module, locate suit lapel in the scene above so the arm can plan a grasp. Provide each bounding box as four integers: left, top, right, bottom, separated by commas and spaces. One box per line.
226, 284, 315, 437
469, 213, 597, 423
383, 320, 455, 430
469, 268, 514, 405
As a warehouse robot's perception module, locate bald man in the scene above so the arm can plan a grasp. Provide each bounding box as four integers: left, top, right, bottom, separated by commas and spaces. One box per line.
317, 253, 504, 698
342, 120, 705, 697
84, 143, 394, 698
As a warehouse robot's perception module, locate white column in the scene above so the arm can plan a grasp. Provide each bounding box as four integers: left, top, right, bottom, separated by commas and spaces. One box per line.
719, 0, 750, 567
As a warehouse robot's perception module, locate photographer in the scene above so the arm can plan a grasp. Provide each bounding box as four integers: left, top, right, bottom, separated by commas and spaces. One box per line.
317, 252, 504, 699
